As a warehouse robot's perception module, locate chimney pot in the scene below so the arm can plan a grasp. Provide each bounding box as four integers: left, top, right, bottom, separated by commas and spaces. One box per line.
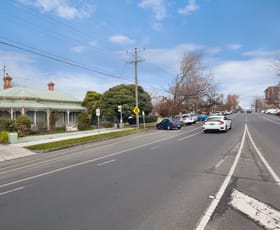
3, 74, 12, 89
48, 82, 55, 91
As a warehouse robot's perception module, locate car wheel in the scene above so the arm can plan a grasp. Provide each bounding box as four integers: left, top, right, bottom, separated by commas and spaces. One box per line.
167, 125, 171, 130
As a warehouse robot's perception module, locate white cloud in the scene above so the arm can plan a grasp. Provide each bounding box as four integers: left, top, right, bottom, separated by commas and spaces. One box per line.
70, 45, 86, 53
212, 58, 276, 107
228, 44, 242, 50
243, 49, 280, 58
108, 34, 135, 45
138, 0, 167, 21
178, 0, 200, 15
17, 0, 95, 19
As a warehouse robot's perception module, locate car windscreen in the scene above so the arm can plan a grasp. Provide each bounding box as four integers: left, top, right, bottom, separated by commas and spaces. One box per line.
207, 117, 222, 121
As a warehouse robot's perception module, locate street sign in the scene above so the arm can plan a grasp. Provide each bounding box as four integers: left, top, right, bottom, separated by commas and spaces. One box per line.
133, 106, 140, 115
96, 108, 100, 116
117, 105, 122, 112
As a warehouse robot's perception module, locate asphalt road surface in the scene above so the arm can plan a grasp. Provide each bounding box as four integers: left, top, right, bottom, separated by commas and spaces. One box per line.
0, 112, 279, 230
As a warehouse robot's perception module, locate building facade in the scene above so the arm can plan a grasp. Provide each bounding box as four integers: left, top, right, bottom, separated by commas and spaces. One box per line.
264, 84, 280, 108
0, 75, 85, 131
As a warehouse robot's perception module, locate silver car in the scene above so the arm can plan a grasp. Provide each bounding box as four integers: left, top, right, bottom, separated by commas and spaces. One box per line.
202, 115, 232, 132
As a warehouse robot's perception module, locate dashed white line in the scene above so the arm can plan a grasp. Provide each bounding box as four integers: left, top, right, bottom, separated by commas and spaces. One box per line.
215, 159, 225, 169
0, 186, 25, 196
0, 129, 202, 189
150, 145, 160, 150
177, 131, 201, 141
97, 159, 115, 166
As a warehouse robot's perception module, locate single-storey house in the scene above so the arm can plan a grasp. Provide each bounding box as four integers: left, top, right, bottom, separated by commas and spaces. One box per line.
0, 74, 85, 131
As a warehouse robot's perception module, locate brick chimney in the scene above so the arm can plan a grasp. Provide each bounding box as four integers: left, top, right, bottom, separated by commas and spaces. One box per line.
48, 82, 55, 91
3, 74, 12, 89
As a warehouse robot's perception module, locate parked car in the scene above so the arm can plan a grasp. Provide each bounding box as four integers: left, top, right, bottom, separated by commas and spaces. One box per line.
210, 111, 224, 116
197, 114, 208, 121
182, 113, 197, 125
202, 115, 232, 133
156, 118, 182, 130
265, 108, 279, 115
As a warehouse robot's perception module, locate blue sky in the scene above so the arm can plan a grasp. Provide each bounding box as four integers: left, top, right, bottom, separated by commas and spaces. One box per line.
1, 0, 280, 109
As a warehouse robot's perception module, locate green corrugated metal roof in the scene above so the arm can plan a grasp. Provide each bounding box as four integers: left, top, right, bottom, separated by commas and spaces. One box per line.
0, 87, 80, 102
0, 99, 84, 110
0, 87, 85, 111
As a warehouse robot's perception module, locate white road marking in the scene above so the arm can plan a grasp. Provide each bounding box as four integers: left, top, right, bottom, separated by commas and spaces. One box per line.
230, 189, 280, 229
150, 145, 160, 150
0, 186, 25, 196
0, 129, 201, 189
259, 115, 280, 126
246, 126, 280, 186
177, 131, 201, 141
196, 124, 280, 229
195, 125, 247, 230
97, 159, 115, 166
215, 158, 225, 169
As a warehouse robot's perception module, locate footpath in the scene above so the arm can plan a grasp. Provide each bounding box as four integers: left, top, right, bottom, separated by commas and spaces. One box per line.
0, 128, 127, 162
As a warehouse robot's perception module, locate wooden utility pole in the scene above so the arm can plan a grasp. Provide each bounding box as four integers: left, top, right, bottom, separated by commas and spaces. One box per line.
128, 48, 144, 128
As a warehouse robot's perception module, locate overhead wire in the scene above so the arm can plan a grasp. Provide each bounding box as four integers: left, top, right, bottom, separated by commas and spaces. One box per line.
0, 39, 133, 82
3, 1, 175, 94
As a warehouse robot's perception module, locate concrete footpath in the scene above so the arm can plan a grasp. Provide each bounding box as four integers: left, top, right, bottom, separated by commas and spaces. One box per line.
0, 128, 129, 162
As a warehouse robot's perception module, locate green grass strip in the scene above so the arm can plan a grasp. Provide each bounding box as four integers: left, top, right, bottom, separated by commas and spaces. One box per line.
26, 129, 143, 151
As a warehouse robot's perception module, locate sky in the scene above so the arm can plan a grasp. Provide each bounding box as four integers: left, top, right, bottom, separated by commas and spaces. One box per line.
1, 0, 280, 109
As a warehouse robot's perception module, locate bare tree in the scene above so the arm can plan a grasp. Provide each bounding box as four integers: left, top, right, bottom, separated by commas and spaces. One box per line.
225, 94, 239, 111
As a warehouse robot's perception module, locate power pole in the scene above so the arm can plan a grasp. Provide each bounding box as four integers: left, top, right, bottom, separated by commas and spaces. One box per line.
128, 48, 145, 129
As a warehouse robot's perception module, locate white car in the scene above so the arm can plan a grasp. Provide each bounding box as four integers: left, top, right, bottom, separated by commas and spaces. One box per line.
202, 115, 232, 132
182, 113, 197, 125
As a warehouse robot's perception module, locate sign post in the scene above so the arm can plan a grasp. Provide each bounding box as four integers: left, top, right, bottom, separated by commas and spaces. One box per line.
96, 108, 100, 133
118, 105, 123, 128
142, 111, 146, 129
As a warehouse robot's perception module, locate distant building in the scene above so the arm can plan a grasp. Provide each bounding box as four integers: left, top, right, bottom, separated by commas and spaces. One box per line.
0, 74, 85, 131
264, 84, 280, 108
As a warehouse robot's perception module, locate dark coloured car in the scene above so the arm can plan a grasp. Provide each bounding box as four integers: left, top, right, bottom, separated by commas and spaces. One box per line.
156, 118, 182, 130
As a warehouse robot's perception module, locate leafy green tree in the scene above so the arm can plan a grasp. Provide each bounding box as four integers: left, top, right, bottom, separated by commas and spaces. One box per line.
99, 84, 153, 121
82, 91, 102, 120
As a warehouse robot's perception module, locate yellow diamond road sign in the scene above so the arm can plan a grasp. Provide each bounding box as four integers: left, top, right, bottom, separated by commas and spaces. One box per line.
133, 106, 140, 115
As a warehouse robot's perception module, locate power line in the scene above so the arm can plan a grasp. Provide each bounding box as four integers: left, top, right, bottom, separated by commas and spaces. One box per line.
0, 39, 133, 82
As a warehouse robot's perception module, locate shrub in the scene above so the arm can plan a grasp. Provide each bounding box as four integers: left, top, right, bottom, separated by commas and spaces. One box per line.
49, 112, 59, 131
101, 121, 114, 128
0, 119, 16, 132
78, 112, 91, 130
16, 115, 31, 137
0, 131, 9, 144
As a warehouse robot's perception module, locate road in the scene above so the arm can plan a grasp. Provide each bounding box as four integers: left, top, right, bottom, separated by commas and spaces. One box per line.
0, 113, 279, 230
